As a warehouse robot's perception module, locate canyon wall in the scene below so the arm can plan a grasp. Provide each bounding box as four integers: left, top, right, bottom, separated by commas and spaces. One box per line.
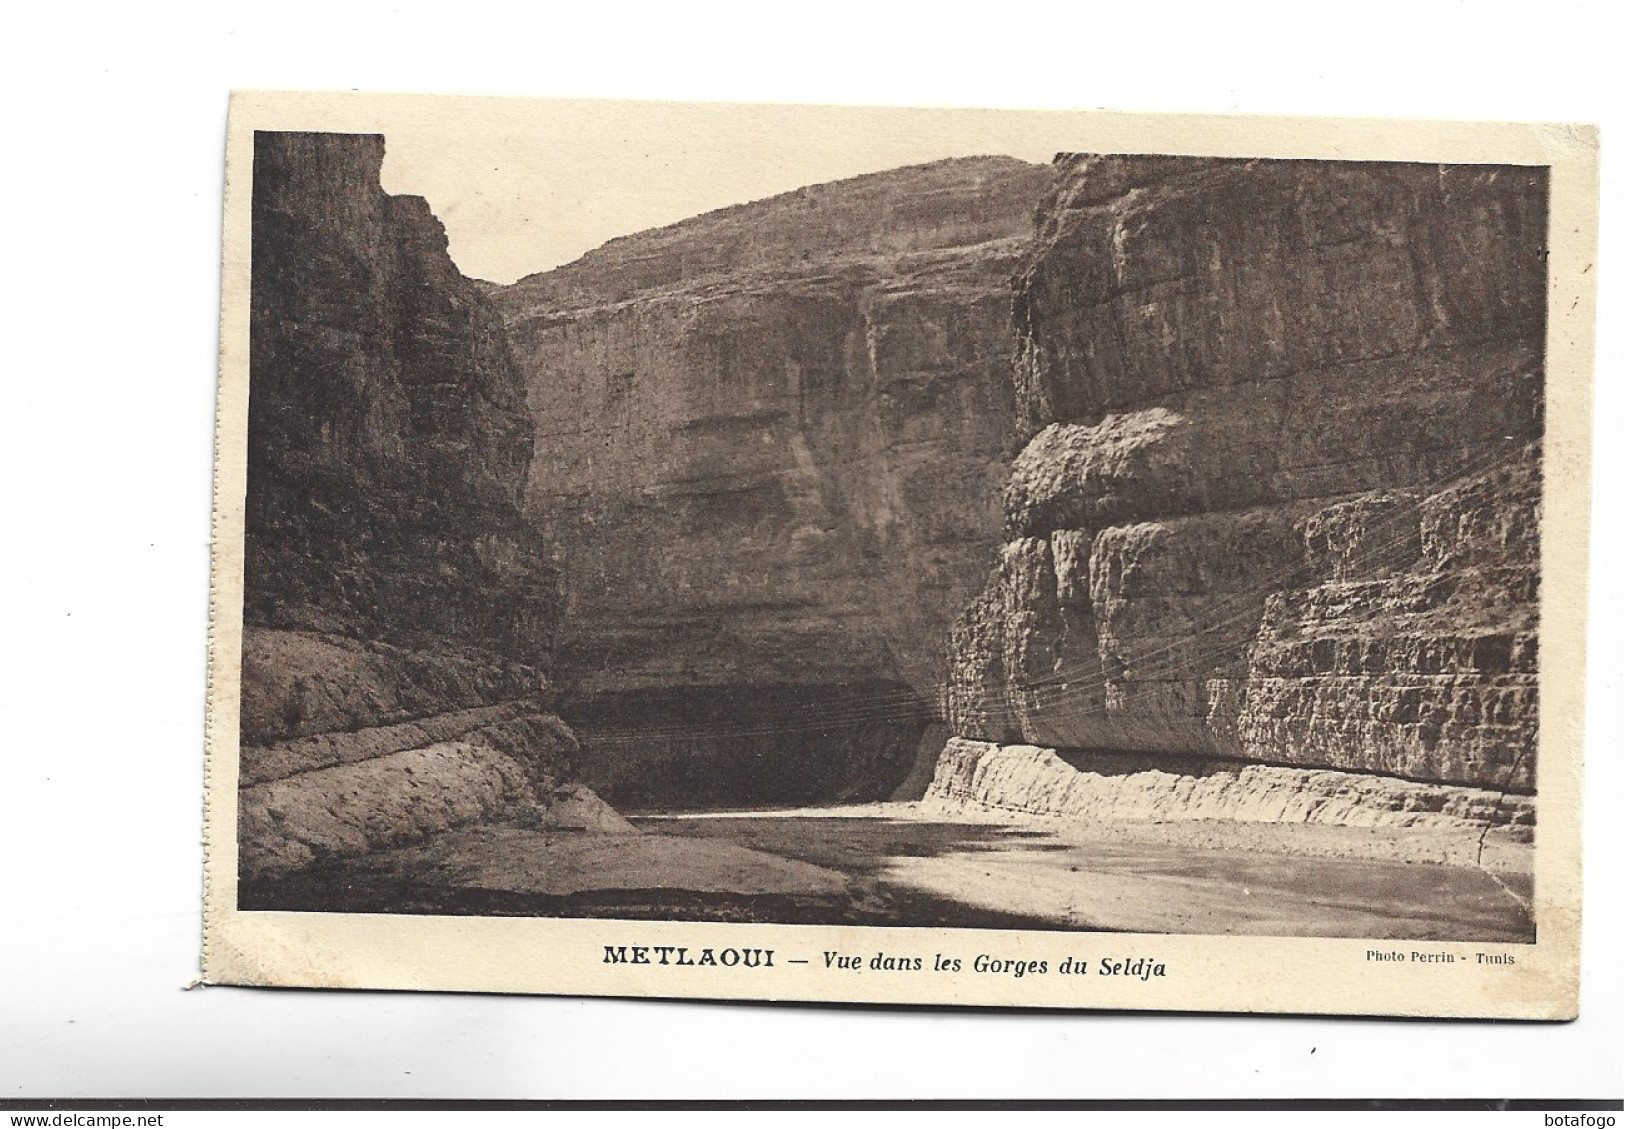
942, 156, 1545, 803
239, 140, 1547, 850
239, 132, 574, 884
246, 131, 558, 661
494, 157, 1053, 806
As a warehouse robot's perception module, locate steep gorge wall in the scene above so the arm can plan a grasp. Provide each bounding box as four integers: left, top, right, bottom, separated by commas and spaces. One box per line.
943, 156, 1545, 804
494, 157, 1052, 806
239, 132, 575, 884
246, 131, 559, 661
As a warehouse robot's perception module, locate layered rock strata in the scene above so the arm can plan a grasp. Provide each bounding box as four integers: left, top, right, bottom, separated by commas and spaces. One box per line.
943, 156, 1545, 811
236, 627, 579, 881
240, 133, 577, 884
493, 157, 1053, 807
246, 131, 557, 660
925, 738, 1532, 850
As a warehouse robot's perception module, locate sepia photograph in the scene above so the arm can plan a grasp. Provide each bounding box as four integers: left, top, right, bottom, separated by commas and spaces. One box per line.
203, 93, 1596, 1016
5, 0, 1622, 1110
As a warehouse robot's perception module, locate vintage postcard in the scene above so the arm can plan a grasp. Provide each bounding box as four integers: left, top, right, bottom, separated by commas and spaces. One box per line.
203, 91, 1598, 1017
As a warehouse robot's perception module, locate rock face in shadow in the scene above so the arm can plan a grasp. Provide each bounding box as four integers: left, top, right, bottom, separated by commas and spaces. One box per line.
944, 156, 1545, 796
492, 157, 1053, 807
239, 133, 578, 883
564, 683, 930, 811
246, 131, 557, 661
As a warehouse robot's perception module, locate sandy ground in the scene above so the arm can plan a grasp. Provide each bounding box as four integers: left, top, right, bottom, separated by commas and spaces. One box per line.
638, 803, 1533, 940
243, 800, 1534, 942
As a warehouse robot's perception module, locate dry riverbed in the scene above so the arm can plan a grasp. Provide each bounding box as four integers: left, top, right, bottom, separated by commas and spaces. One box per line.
243, 801, 1533, 942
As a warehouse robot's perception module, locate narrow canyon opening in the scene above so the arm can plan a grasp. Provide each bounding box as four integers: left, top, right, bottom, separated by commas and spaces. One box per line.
564, 683, 933, 811
238, 132, 1544, 939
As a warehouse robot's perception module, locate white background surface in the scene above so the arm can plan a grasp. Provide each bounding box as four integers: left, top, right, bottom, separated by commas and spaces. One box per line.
2, 0, 1619, 1102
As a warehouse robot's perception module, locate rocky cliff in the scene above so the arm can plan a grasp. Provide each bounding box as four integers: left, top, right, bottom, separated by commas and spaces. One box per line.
246, 131, 557, 662
234, 141, 1549, 918
493, 157, 1053, 806
239, 132, 575, 885
941, 156, 1545, 807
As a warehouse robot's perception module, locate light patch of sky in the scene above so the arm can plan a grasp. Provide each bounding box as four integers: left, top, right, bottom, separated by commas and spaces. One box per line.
374, 101, 1076, 283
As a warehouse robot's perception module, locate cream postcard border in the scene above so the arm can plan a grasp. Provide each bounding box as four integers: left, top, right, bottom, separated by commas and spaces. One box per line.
203, 91, 1598, 1018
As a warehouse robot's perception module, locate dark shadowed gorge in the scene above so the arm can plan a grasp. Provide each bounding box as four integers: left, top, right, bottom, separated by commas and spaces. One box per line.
492, 157, 1052, 808
238, 136, 1545, 938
